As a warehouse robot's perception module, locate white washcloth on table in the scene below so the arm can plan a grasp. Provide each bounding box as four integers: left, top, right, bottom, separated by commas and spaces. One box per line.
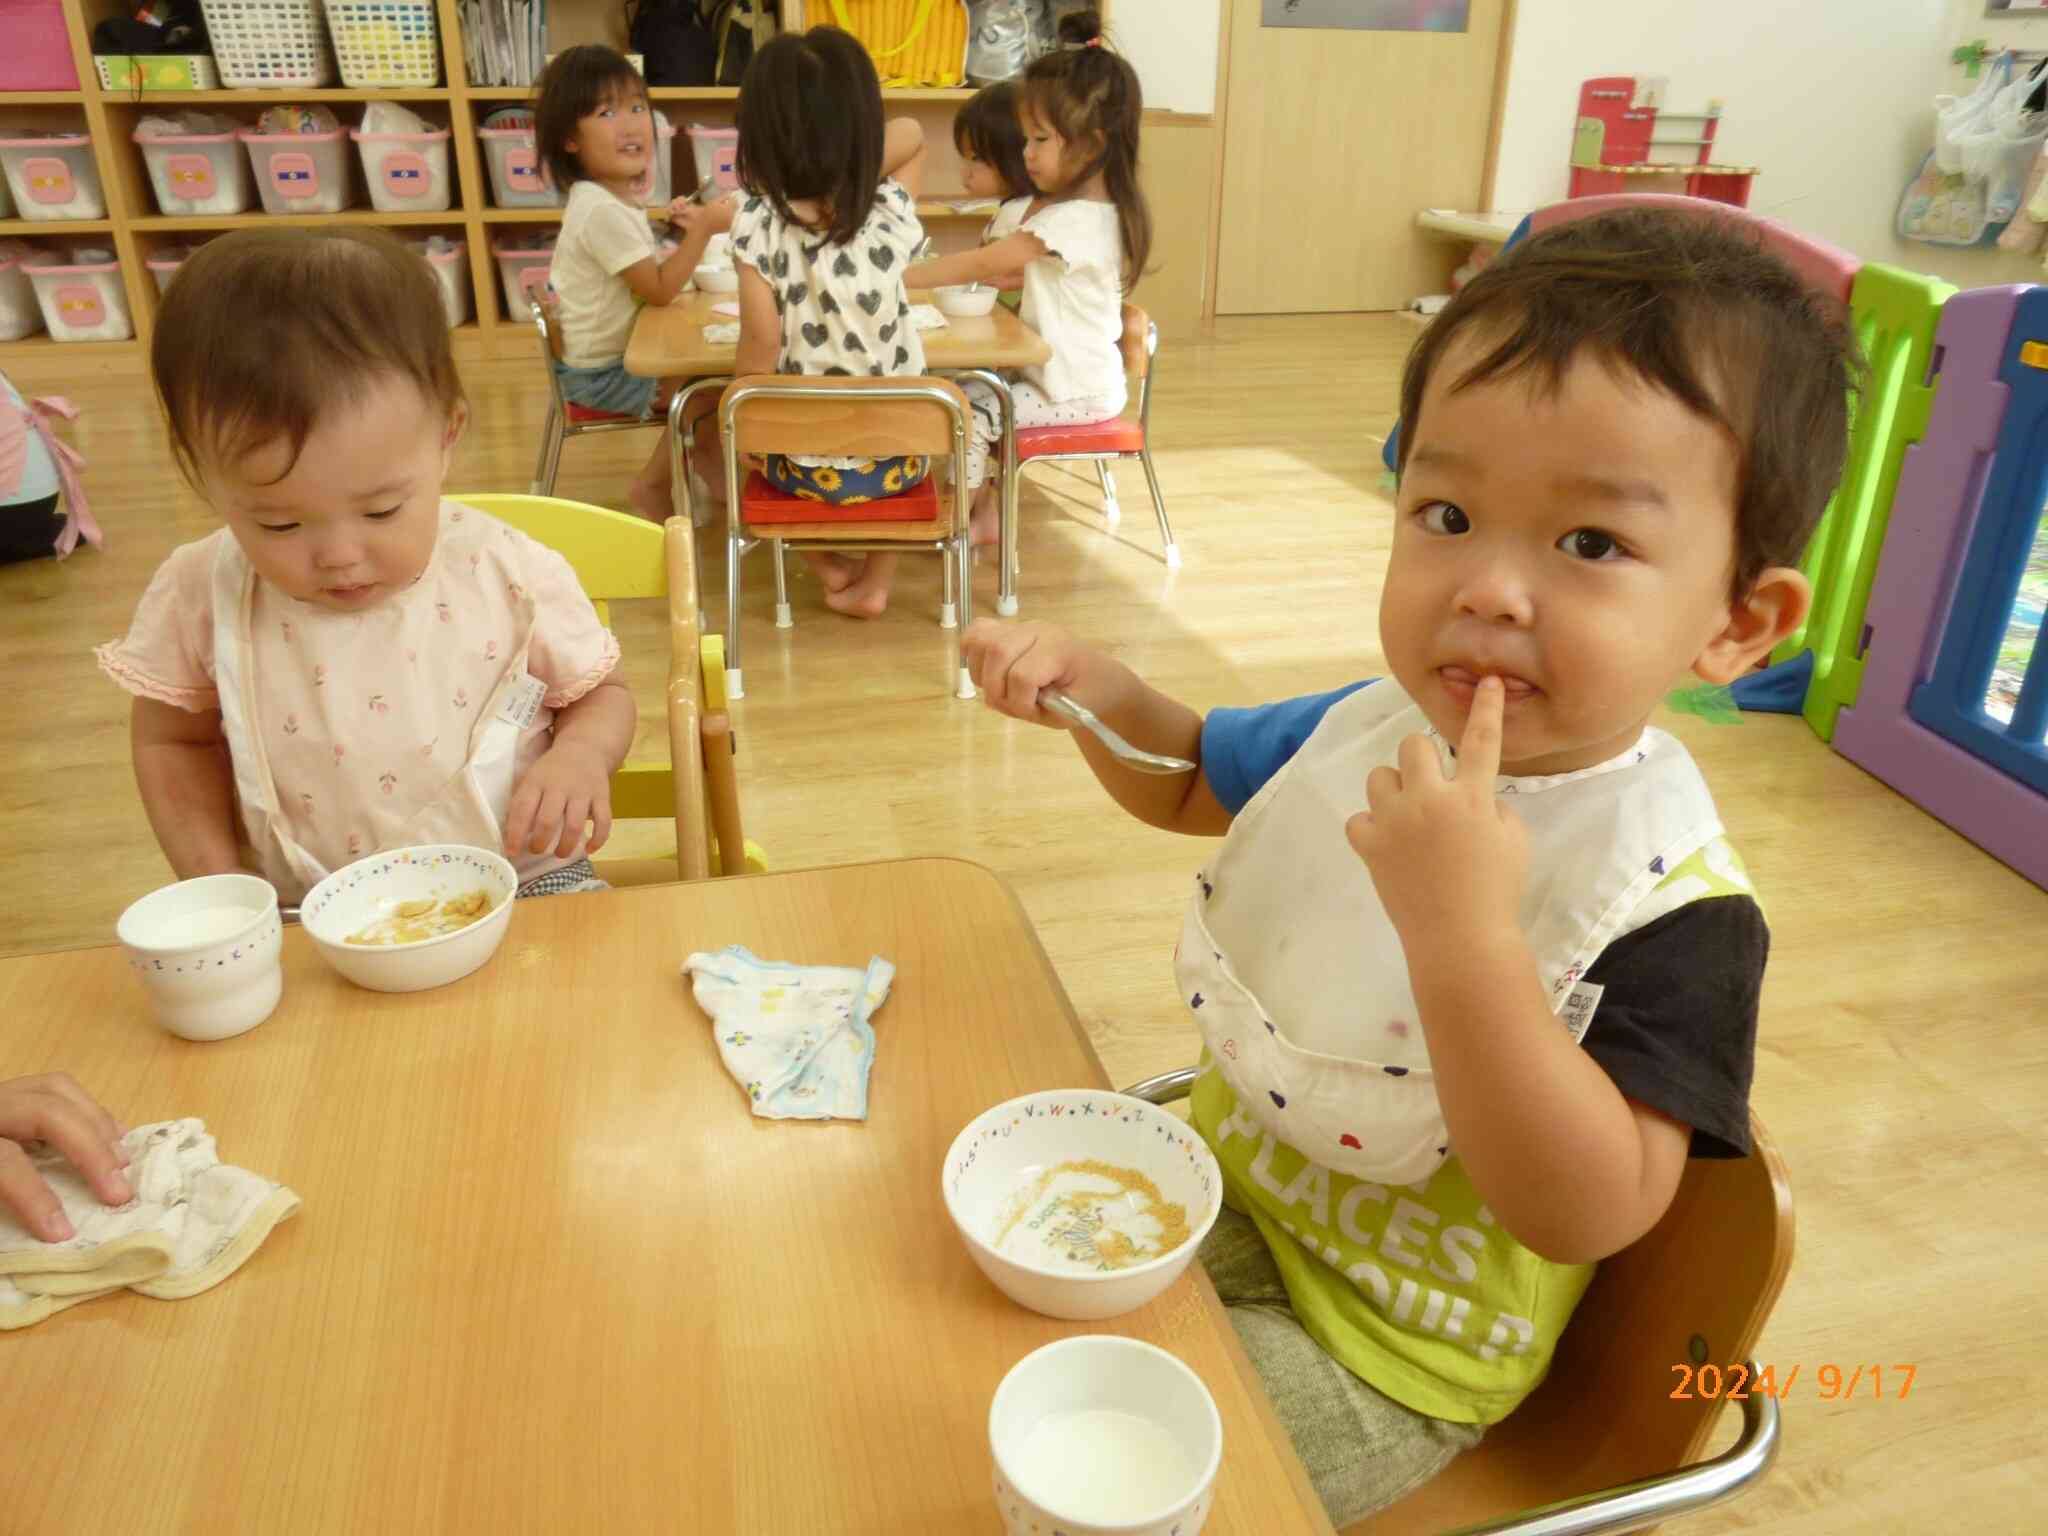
703, 322, 741, 345
683, 946, 894, 1121
907, 304, 948, 332
0, 1118, 300, 1330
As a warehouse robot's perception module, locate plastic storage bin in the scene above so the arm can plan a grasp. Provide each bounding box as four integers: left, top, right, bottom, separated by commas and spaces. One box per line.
200, 0, 338, 87
478, 116, 561, 209
0, 136, 107, 221
632, 113, 679, 208
22, 252, 134, 342
491, 237, 555, 321
685, 124, 739, 195
0, 0, 79, 89
413, 239, 470, 328
352, 127, 452, 212
0, 247, 47, 341
145, 243, 200, 295
135, 124, 254, 216
241, 128, 355, 214
324, 0, 440, 87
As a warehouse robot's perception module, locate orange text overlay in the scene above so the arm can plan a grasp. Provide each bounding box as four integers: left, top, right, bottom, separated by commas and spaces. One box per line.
1670, 1363, 1916, 1401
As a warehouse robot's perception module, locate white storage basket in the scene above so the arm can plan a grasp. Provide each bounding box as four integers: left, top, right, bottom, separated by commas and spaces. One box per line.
199, 0, 339, 89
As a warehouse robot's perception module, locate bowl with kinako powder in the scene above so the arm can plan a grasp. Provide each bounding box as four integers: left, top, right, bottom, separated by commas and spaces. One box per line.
942, 1089, 1222, 1321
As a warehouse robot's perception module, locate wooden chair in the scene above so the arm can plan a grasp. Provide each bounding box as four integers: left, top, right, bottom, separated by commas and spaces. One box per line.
454, 493, 754, 881
1014, 302, 1179, 568
526, 297, 665, 498
1122, 1067, 1794, 1536
717, 374, 977, 702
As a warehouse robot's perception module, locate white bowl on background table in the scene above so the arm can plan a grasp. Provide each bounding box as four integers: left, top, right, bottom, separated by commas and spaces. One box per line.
942, 1087, 1222, 1321
693, 264, 738, 293
116, 873, 284, 1041
299, 844, 517, 993
934, 283, 997, 317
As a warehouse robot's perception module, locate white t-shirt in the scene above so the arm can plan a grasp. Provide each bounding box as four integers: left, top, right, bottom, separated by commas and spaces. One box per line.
987, 196, 1126, 404
550, 180, 658, 368
731, 179, 928, 379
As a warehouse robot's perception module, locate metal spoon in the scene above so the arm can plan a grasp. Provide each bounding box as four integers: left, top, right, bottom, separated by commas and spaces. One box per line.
1040, 691, 1197, 775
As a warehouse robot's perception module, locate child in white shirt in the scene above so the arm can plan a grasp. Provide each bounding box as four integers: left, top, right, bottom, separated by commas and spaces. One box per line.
535, 45, 734, 522
907, 10, 1150, 546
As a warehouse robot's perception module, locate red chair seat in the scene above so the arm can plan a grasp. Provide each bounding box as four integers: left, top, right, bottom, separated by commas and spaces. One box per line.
1015, 418, 1144, 461
739, 467, 941, 525
565, 401, 643, 425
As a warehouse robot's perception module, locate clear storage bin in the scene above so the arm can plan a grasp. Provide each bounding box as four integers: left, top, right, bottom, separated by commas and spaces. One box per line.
134, 123, 254, 216
0, 135, 106, 221
145, 243, 200, 296
241, 127, 355, 214
478, 120, 561, 209
352, 127, 452, 212
0, 246, 47, 340
22, 252, 133, 342
413, 238, 469, 328
491, 237, 555, 321
685, 124, 739, 195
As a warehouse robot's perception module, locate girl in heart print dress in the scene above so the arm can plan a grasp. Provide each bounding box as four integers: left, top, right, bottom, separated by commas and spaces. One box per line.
727, 27, 934, 619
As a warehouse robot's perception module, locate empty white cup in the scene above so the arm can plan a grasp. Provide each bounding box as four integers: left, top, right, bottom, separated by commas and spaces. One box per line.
116, 874, 283, 1041
990, 1335, 1222, 1535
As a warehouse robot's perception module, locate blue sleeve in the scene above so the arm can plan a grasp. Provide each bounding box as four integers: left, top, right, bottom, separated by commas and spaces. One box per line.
1201, 681, 1373, 815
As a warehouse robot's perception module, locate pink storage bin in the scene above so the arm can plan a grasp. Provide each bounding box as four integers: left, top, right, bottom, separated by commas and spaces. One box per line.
412, 238, 470, 328
477, 122, 561, 209
134, 124, 254, 216
490, 237, 555, 321
685, 124, 738, 194
0, 246, 48, 340
240, 127, 355, 214
0, 135, 106, 221
0, 0, 80, 90
21, 251, 133, 342
351, 127, 452, 212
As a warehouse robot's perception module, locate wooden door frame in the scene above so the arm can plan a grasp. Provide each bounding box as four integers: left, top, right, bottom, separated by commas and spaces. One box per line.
1199, 0, 1520, 329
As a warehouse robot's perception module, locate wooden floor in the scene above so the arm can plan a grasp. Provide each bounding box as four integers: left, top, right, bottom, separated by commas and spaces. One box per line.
6, 316, 2045, 1531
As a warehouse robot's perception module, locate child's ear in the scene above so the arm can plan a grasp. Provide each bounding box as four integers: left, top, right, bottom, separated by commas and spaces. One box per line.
441, 401, 470, 459
1693, 566, 1811, 685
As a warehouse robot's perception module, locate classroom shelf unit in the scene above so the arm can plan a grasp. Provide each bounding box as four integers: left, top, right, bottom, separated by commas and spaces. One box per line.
0, 0, 1056, 365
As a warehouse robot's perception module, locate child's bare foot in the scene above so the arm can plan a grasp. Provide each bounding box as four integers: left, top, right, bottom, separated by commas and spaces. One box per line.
803, 551, 860, 594
822, 553, 897, 618
822, 580, 890, 619
968, 484, 1002, 547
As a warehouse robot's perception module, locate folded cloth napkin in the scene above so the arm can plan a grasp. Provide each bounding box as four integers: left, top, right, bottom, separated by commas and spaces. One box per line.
703, 321, 741, 345
683, 947, 893, 1121
907, 304, 948, 332
0, 1118, 300, 1330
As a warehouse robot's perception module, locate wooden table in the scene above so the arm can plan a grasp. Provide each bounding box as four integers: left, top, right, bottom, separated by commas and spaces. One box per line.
0, 861, 1331, 1536
627, 293, 1052, 618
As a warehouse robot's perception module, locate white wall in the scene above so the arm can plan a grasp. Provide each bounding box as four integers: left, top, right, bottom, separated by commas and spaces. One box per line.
1112, 0, 1221, 115
1488, 0, 2048, 289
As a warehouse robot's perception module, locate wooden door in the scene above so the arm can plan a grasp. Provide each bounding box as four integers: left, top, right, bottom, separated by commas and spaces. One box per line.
1215, 0, 1508, 314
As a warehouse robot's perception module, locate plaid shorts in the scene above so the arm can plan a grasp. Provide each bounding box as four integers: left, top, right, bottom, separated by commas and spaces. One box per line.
514, 858, 609, 899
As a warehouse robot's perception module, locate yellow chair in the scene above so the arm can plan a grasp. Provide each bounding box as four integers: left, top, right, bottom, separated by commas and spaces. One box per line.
454, 493, 760, 880
1125, 1067, 1793, 1535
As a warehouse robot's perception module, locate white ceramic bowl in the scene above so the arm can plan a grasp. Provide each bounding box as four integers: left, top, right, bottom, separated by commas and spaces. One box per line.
117, 873, 284, 1041
942, 1088, 1222, 1321
990, 1335, 1221, 1536
693, 263, 738, 293
934, 283, 997, 317
299, 845, 517, 994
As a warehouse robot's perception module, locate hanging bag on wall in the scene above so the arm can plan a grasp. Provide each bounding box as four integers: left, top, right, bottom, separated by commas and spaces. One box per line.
964, 0, 1049, 82
824, 0, 969, 88
1899, 52, 2020, 248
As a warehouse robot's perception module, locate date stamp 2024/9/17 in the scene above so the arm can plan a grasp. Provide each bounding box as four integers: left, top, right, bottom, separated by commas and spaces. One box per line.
1671, 1363, 1916, 1401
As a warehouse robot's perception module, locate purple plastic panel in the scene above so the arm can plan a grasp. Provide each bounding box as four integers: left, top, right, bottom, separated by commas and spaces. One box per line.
1835, 285, 2048, 890
1528, 193, 1860, 305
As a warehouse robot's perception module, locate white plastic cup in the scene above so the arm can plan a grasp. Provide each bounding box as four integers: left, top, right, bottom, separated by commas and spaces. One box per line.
989, 1335, 1222, 1535
116, 874, 284, 1042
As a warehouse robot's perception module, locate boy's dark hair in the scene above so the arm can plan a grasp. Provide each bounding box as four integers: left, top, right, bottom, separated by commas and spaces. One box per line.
1398, 208, 1861, 599
533, 44, 650, 193
955, 80, 1031, 199
152, 227, 465, 484
1021, 9, 1150, 289
733, 27, 884, 246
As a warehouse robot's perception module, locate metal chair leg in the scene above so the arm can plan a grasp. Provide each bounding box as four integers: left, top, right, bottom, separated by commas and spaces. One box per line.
772, 540, 792, 629
1098, 460, 1122, 527
725, 525, 745, 700
532, 405, 561, 496
954, 535, 975, 699
940, 535, 958, 630
1139, 446, 1180, 570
